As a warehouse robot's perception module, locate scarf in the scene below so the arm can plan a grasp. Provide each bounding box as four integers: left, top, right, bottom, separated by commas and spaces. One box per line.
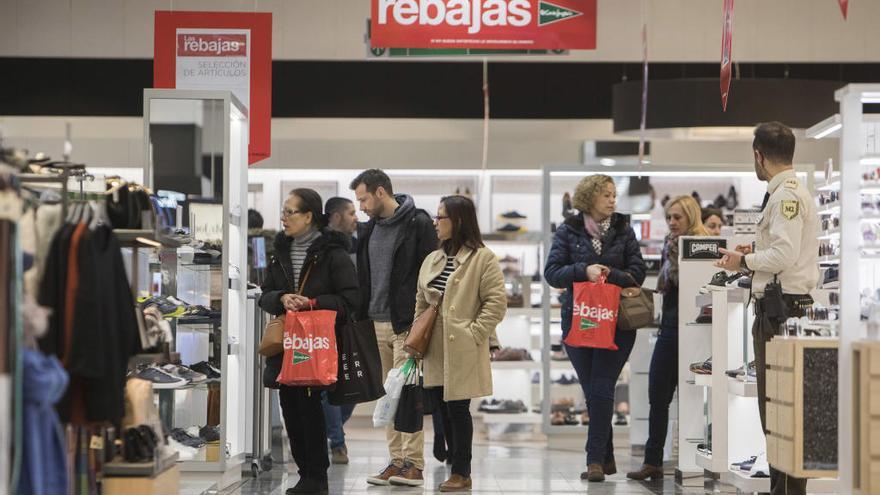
584, 214, 612, 255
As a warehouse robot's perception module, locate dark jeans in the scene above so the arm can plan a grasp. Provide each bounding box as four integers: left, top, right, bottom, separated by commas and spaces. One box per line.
321, 392, 355, 450
644, 327, 678, 467
753, 306, 808, 495
431, 388, 472, 477
280, 386, 328, 482
564, 329, 637, 465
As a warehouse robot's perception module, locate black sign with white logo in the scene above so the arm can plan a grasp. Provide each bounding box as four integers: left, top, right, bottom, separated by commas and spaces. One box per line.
681, 237, 727, 260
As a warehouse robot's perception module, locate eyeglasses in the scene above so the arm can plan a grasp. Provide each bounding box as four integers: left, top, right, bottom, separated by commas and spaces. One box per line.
281, 208, 303, 218
433, 215, 450, 221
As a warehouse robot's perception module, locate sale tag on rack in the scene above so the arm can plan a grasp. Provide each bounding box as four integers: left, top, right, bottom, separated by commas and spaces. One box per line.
720, 0, 734, 111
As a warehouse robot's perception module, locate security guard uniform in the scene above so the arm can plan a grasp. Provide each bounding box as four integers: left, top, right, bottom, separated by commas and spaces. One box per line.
743, 168, 819, 495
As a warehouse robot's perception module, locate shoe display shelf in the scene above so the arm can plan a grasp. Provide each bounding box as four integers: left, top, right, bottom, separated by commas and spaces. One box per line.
806, 84, 880, 492
142, 89, 251, 478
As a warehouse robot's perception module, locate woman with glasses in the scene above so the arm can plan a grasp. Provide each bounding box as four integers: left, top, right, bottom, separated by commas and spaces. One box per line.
259, 188, 359, 495
415, 195, 506, 492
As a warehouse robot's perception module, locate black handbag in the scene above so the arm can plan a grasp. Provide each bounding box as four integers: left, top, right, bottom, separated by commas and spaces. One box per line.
393, 368, 424, 434
328, 319, 385, 405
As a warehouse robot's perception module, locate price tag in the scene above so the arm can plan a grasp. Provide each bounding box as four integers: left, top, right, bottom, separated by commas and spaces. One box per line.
90, 435, 104, 450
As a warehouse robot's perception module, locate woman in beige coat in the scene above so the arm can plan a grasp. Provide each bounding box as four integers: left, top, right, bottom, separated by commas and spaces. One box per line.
415, 195, 506, 492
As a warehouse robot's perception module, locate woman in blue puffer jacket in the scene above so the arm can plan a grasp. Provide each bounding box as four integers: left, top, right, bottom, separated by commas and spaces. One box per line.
544, 174, 647, 482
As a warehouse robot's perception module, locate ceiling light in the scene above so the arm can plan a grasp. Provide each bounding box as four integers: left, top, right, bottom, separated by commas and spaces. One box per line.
806, 114, 842, 140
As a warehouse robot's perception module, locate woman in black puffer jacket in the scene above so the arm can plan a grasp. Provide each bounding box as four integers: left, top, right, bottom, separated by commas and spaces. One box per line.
259, 188, 359, 495
544, 174, 646, 482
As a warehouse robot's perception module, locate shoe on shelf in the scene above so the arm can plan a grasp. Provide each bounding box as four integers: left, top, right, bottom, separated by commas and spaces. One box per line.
731, 455, 757, 471
564, 413, 579, 426
689, 357, 712, 375
581, 464, 605, 482
286, 477, 329, 495
331, 446, 349, 465
170, 428, 205, 449
188, 361, 221, 381
388, 463, 424, 487
496, 223, 523, 233
161, 363, 207, 384
439, 474, 472, 492
626, 464, 664, 481
499, 255, 519, 263
749, 452, 770, 478
738, 276, 752, 289
128, 364, 188, 389
199, 425, 220, 442
695, 305, 713, 324
167, 437, 198, 461
550, 344, 568, 361
700, 271, 733, 293
500, 211, 527, 219
366, 463, 404, 486
491, 347, 532, 361
551, 411, 566, 426
822, 266, 840, 289
614, 412, 628, 426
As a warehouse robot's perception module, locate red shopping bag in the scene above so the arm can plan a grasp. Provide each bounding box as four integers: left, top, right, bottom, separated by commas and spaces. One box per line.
277, 309, 339, 387
563, 276, 621, 350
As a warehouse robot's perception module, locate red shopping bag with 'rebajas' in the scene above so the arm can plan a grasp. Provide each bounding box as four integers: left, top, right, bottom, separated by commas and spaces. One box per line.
277, 309, 338, 387
563, 276, 621, 350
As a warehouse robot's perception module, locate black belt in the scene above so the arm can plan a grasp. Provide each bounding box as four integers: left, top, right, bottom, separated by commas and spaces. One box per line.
755, 294, 813, 315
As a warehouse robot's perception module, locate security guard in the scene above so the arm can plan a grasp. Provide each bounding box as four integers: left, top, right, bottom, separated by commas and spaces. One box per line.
716, 121, 818, 495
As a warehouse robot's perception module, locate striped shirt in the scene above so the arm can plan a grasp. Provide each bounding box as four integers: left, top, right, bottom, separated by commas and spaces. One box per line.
429, 256, 456, 293
290, 229, 321, 290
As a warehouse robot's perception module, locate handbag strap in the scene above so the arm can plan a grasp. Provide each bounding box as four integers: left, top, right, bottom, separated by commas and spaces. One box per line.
620, 271, 641, 288
296, 262, 314, 295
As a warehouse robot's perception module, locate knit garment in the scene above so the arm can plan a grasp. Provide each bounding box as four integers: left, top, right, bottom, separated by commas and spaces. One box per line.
590, 217, 612, 255
290, 228, 321, 290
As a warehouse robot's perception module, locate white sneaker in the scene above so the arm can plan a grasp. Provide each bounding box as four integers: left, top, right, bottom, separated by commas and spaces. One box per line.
167, 437, 198, 461
749, 452, 770, 478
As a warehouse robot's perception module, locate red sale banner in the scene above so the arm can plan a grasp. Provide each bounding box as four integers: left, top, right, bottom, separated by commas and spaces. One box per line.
838, 0, 848, 19
154, 11, 272, 165
720, 0, 734, 112
370, 0, 597, 50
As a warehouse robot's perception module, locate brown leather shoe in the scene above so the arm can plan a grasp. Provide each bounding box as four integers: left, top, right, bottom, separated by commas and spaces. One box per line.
580, 464, 605, 482
389, 464, 424, 487
626, 464, 664, 481
603, 459, 617, 475
366, 463, 403, 486
439, 474, 473, 492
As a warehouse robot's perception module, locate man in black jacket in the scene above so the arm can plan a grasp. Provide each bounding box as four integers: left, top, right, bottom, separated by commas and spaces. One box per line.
351, 169, 437, 487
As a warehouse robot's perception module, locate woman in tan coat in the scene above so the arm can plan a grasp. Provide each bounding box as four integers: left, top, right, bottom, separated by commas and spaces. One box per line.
415, 195, 506, 492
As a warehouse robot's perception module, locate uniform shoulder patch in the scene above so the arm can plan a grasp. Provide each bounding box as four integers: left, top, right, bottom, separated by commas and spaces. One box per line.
783, 178, 799, 189
781, 200, 799, 220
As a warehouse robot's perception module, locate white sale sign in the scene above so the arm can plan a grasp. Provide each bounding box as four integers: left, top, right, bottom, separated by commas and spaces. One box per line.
175, 28, 251, 108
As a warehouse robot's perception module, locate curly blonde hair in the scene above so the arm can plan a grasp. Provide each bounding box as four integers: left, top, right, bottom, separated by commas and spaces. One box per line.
666, 195, 709, 236
572, 174, 615, 215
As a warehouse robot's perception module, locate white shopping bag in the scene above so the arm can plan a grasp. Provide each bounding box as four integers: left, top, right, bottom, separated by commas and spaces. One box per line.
372, 358, 414, 427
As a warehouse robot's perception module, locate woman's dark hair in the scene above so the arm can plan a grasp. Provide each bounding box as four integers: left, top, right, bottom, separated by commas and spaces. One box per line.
289, 188, 326, 229
440, 195, 484, 255
701, 207, 724, 224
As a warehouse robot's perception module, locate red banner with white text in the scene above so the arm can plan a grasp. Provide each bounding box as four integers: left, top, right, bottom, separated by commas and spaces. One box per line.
371, 0, 597, 50
154, 11, 272, 165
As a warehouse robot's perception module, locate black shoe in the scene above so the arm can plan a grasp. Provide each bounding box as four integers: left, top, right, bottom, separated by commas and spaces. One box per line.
199, 425, 220, 442
497, 223, 522, 232
700, 271, 730, 293
738, 277, 752, 289
501, 211, 527, 219
287, 477, 328, 494
188, 361, 221, 380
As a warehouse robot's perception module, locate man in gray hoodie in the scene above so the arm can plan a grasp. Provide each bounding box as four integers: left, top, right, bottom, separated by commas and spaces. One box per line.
351, 169, 437, 488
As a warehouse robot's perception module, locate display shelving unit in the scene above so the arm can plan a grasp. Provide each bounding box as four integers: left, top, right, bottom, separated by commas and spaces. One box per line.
806, 83, 880, 493
142, 89, 250, 478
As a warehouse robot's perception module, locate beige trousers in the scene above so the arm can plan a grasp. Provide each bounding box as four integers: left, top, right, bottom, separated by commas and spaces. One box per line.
374, 321, 425, 470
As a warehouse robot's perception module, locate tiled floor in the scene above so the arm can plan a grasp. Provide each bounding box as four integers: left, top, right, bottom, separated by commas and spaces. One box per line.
183, 426, 716, 495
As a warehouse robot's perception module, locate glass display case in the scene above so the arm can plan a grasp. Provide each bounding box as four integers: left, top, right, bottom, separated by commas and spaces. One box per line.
142, 89, 249, 474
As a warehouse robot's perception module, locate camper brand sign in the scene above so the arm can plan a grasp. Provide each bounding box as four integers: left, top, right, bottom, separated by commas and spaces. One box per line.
370, 0, 597, 50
